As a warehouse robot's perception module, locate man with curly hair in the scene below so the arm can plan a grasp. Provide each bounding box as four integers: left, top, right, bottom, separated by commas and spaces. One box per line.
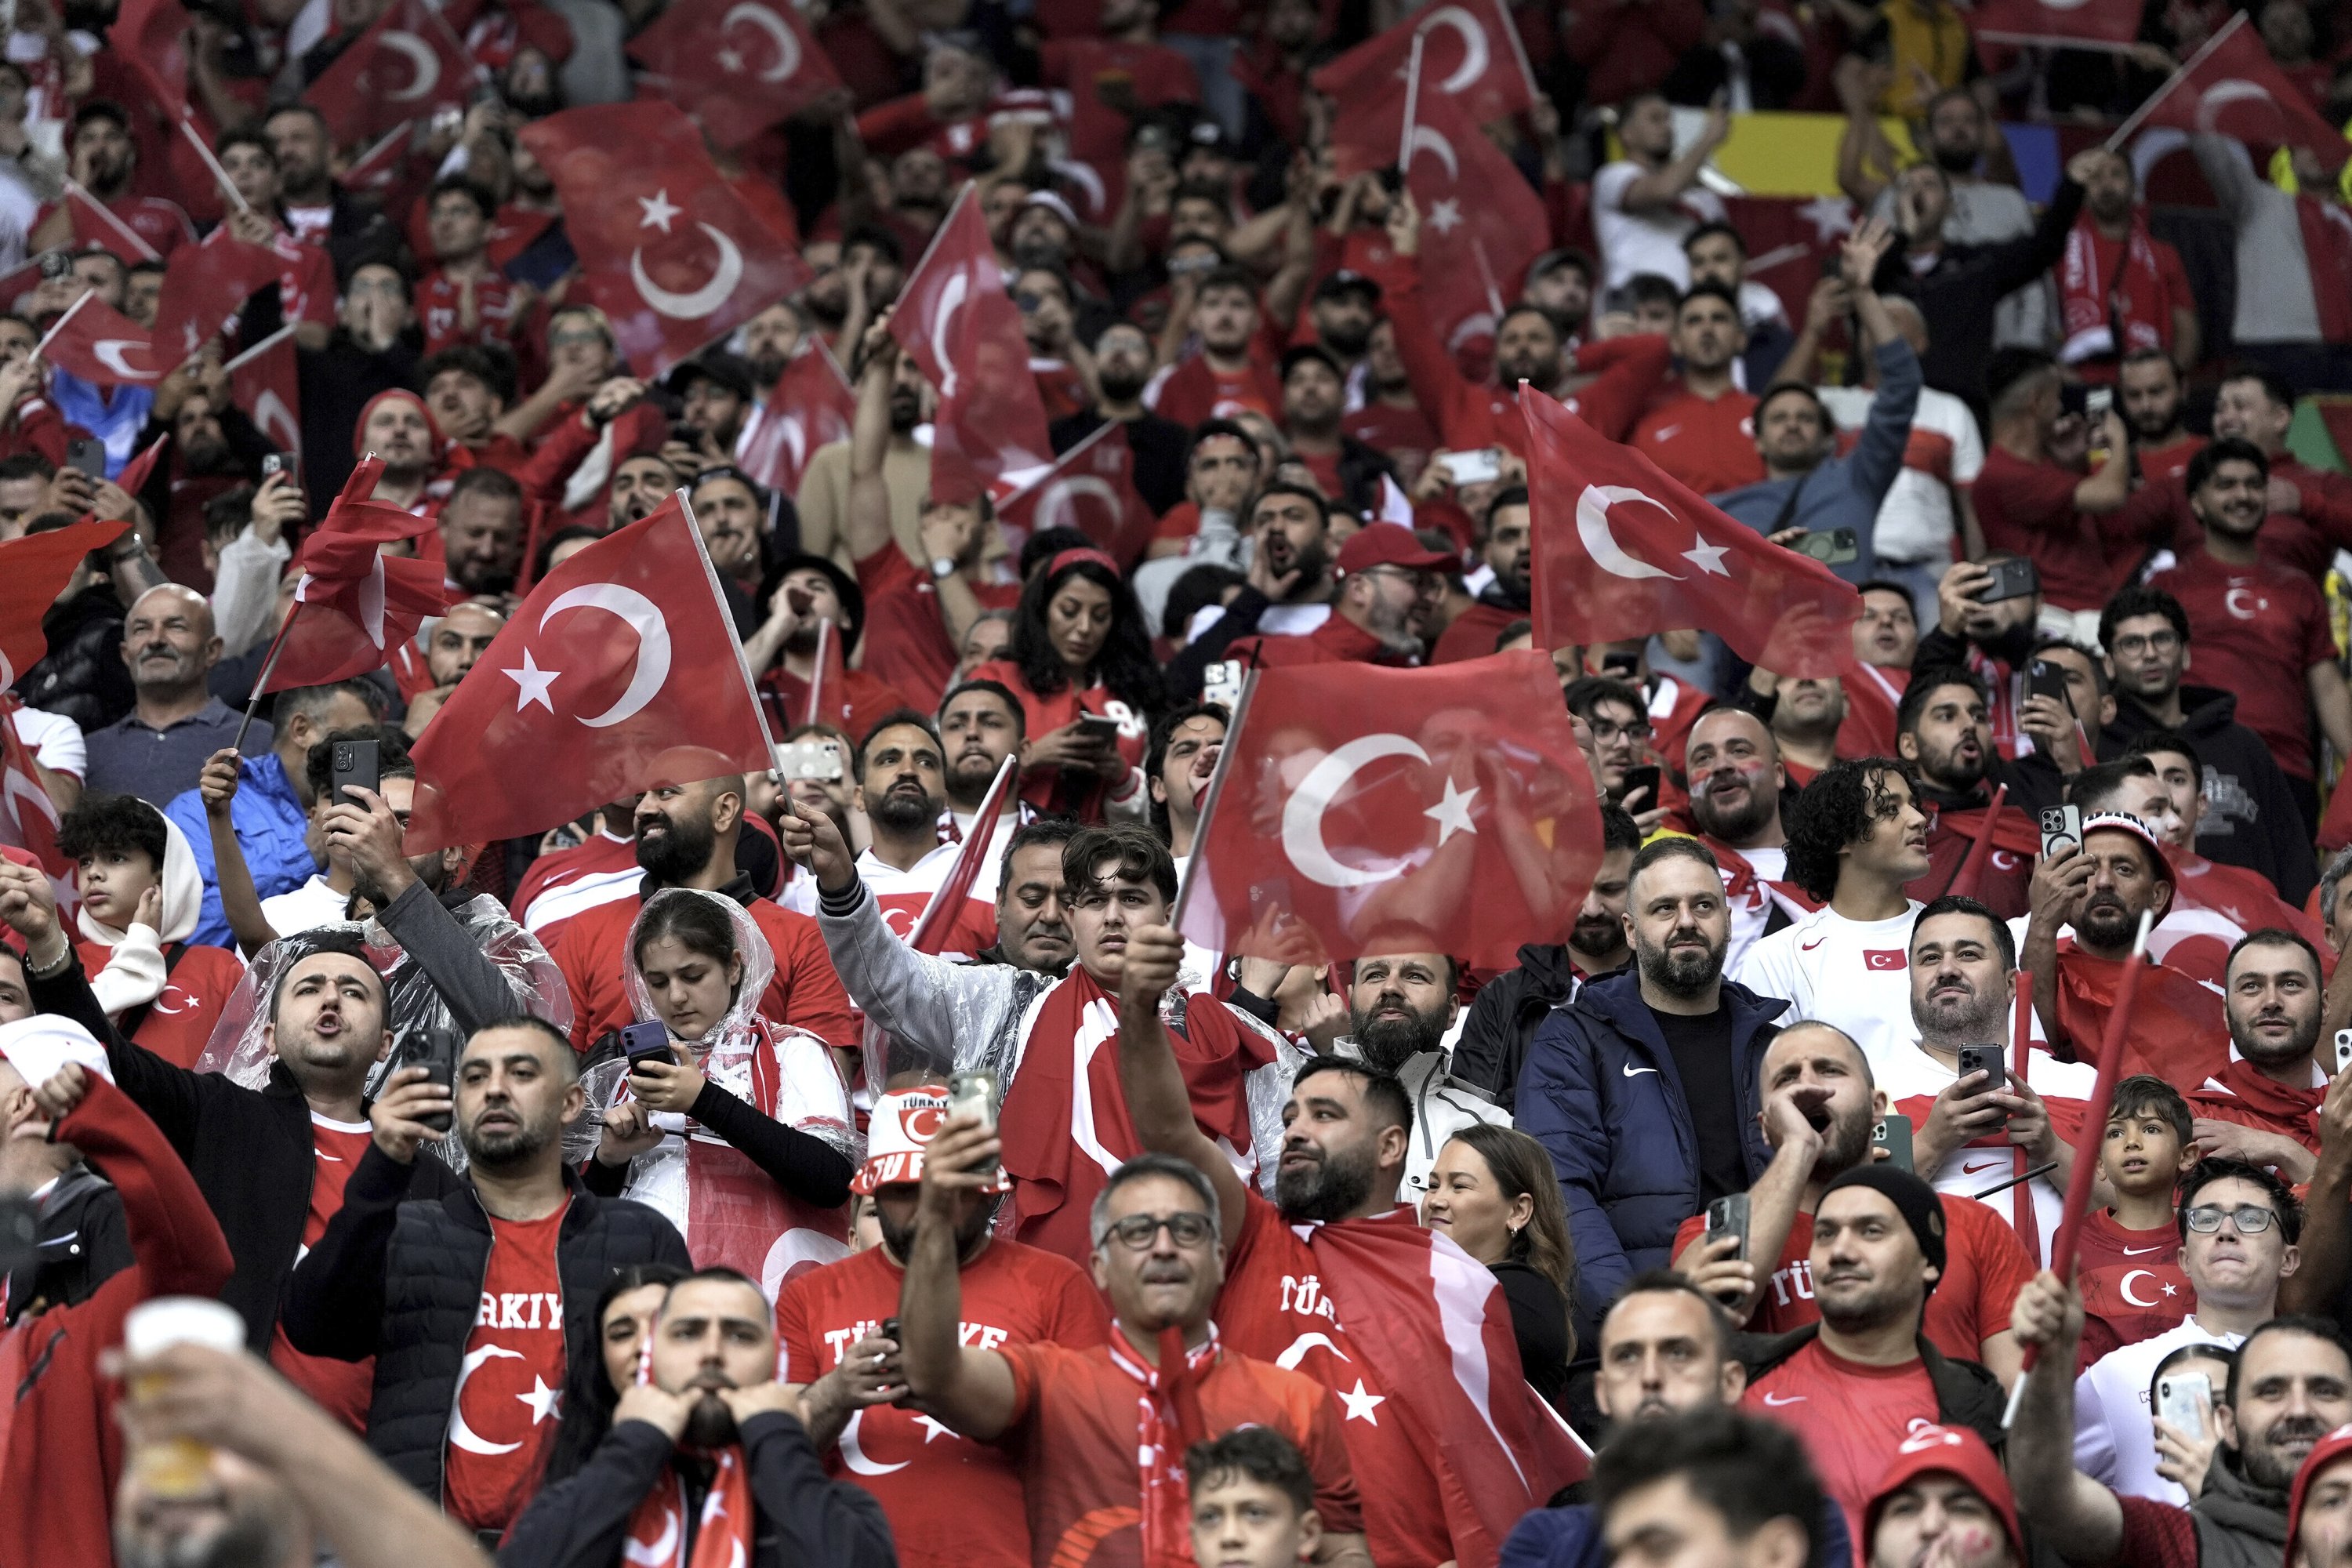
1730, 757, 1932, 1080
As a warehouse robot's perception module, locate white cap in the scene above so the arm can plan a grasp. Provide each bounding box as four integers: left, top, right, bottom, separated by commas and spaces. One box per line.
0, 1014, 114, 1088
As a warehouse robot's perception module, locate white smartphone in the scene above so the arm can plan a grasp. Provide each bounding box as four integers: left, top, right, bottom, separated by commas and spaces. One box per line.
2334, 1029, 2352, 1076
1436, 447, 1503, 487
2158, 1372, 2211, 1443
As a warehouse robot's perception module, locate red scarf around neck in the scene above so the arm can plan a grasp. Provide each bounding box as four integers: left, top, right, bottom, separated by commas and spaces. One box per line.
2058, 214, 2167, 362
1106, 1323, 1218, 1568
622, 1445, 757, 1568
2191, 1057, 2325, 1145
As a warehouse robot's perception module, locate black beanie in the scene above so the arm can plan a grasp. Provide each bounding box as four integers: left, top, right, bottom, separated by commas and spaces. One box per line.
1818, 1164, 1948, 1297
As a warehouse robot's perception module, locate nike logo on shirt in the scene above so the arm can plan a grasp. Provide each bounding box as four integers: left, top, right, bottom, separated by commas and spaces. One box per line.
1762, 1392, 1806, 1406
2122, 1245, 2166, 1256
1624, 1063, 1660, 1077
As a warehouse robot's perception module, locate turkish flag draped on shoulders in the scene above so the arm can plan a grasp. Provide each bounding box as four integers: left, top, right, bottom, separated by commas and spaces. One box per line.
890, 186, 1055, 505
1179, 650, 1603, 968
1969, 0, 2139, 46
739, 340, 855, 496
263, 456, 447, 694
626, 0, 842, 151
520, 102, 810, 379
1521, 386, 1860, 677
227, 326, 303, 458
407, 492, 775, 854
38, 293, 161, 387
0, 519, 129, 904
2048, 940, 2229, 1087
302, 0, 478, 143
2133, 13, 2350, 170
996, 420, 1153, 566
1312, 0, 1535, 130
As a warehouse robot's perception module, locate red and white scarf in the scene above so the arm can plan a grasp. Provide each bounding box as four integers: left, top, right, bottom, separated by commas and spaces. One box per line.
1106, 1323, 1218, 1568
621, 1445, 758, 1568
2058, 215, 2169, 364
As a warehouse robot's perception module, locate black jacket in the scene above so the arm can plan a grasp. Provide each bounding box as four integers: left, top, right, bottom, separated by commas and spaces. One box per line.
1050, 408, 1191, 517
21, 583, 132, 732
3, 1161, 129, 1320
2188, 1451, 2291, 1568
298, 330, 423, 518
2097, 682, 2315, 905
496, 1411, 897, 1568
1870, 177, 2085, 410
282, 1148, 689, 1499
1452, 942, 1587, 1112
1741, 1324, 2009, 1452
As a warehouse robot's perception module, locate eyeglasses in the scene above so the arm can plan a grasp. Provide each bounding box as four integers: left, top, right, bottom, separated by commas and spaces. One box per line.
1099, 1211, 1216, 1250
1588, 720, 1653, 745
2183, 1203, 2279, 1236
2111, 630, 2180, 658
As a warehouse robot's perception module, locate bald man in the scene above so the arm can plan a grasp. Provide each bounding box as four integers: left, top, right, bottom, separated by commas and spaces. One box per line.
85, 585, 269, 804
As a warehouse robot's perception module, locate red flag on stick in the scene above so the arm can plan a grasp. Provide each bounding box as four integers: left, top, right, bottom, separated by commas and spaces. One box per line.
302, 0, 479, 143
62, 183, 162, 262
37, 292, 162, 387
2114, 13, 2350, 170
111, 0, 194, 122
406, 492, 776, 853
626, 0, 843, 150
227, 325, 303, 458
804, 617, 851, 731
1178, 650, 1603, 968
0, 518, 130, 686
739, 341, 855, 497
1520, 385, 1860, 676
260, 456, 447, 694
996, 420, 1154, 567
1941, 782, 2009, 900
150, 235, 285, 363
1312, 0, 1535, 130
907, 754, 1016, 955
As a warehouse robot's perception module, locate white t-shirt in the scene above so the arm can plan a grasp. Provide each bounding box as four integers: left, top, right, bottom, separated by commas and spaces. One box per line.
1729, 902, 1924, 1081
13, 703, 84, 780
2074, 1317, 2245, 1506
1875, 1039, 2099, 1265
1592, 160, 1726, 292
260, 874, 354, 938
1817, 383, 1985, 566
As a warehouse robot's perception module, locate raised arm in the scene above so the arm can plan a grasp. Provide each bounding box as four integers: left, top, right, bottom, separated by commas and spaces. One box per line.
45, 1066, 233, 1297
844, 314, 900, 567
1112, 922, 1251, 1252
896, 1111, 1020, 1439
2283, 1069, 2352, 1315
1614, 100, 1730, 214
2007, 1271, 2127, 1563
197, 748, 280, 956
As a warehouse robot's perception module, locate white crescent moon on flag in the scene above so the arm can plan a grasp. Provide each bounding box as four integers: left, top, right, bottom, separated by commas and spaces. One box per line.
539, 583, 673, 728
2119, 1270, 2158, 1308
1276, 1331, 1349, 1370
837, 1409, 910, 1475
379, 30, 442, 102
930, 271, 970, 398
1037, 476, 1120, 535
720, 2, 801, 81
1281, 733, 1430, 889
1404, 125, 1458, 181
629, 223, 746, 320
448, 1344, 525, 1455
253, 389, 301, 453
93, 339, 156, 380
622, 1509, 679, 1566
1577, 485, 1682, 580
2196, 79, 2270, 132
357, 556, 387, 647
1418, 6, 1490, 93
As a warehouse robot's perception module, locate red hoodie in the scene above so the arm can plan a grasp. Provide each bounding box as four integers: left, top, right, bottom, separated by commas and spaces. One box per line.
0, 1076, 234, 1568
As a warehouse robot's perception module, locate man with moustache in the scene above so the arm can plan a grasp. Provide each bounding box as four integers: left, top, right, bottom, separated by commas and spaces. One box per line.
1432, 488, 1533, 665
2120, 347, 2205, 484
1331, 949, 1508, 1196
849, 711, 999, 956
1766, 674, 1846, 784
2187, 931, 2337, 1178
1893, 669, 2055, 920
1682, 707, 1798, 971
503, 1269, 893, 1568
980, 818, 1077, 975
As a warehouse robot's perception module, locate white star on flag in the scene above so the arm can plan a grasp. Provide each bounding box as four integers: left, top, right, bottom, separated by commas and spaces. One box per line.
517, 1375, 563, 1425
504, 649, 561, 713
1427, 198, 1463, 235
637, 189, 681, 234
1338, 1379, 1386, 1423
1424, 777, 1479, 845
1682, 536, 1730, 575
1798, 196, 1856, 244
716, 47, 744, 71
914, 1414, 956, 1443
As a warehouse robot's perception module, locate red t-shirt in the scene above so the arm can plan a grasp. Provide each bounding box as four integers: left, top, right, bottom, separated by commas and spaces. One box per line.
442, 1200, 572, 1532
1972, 445, 2151, 612
997, 1337, 1363, 1568
1214, 1193, 1452, 1568
1297, 448, 1345, 502
775, 1240, 1109, 1568
552, 891, 858, 1050
1148, 352, 1282, 428
855, 543, 1022, 713
417, 268, 521, 355
1342, 402, 1438, 488
1744, 1339, 1940, 1545
1631, 384, 1764, 497
2139, 434, 2205, 486
2073, 1207, 2192, 1365
267, 1116, 376, 1429
2147, 549, 2336, 780
1671, 1198, 2036, 1367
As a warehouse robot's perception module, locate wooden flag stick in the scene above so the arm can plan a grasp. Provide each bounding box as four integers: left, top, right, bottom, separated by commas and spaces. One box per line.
229, 601, 305, 754
1167, 669, 1258, 941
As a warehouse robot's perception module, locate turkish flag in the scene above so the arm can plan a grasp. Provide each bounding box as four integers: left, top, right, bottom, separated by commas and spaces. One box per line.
406, 493, 775, 854
996, 421, 1153, 568
1312, 0, 1534, 131
890, 186, 1055, 505
262, 456, 448, 695
1179, 649, 1603, 968
1969, 0, 2139, 47
739, 341, 855, 497
1720, 194, 1858, 329
150, 235, 285, 364
2049, 943, 2228, 1087
520, 102, 810, 379
343, 124, 412, 197
627, 0, 842, 151
111, 0, 193, 120
303, 0, 479, 144
909, 757, 1017, 956
1520, 386, 1860, 677
110, 435, 170, 508
227, 325, 303, 458
36, 292, 161, 387
62, 183, 160, 262
2133, 13, 2350, 172
0, 518, 129, 684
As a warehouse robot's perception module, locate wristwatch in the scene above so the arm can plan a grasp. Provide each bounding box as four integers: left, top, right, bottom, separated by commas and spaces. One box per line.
929, 556, 956, 580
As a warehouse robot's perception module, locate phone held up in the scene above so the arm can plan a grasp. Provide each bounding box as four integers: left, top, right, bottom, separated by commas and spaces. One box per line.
621, 1019, 677, 1069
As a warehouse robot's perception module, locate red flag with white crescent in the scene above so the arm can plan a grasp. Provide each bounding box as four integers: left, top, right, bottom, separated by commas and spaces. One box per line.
301, 0, 480, 144
37, 292, 162, 387
63, 183, 161, 263
0, 517, 130, 688
151, 234, 286, 365
406, 492, 776, 854
1312, 0, 1535, 130
227, 325, 303, 459
995, 420, 1153, 568
907, 755, 1015, 955
2127, 13, 2350, 171
626, 0, 843, 150
1969, 0, 2139, 48
739, 341, 855, 497
261, 456, 448, 694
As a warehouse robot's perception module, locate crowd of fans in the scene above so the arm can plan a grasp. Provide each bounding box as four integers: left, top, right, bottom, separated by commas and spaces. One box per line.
17, 0, 2352, 1566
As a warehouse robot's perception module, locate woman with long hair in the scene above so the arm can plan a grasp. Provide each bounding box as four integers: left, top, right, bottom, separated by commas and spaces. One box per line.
1421, 1123, 1575, 1409
969, 546, 1163, 820
535, 1263, 687, 1486
584, 888, 858, 1283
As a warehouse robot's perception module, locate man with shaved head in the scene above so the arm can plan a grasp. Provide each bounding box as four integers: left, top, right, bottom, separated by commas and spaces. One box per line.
84, 584, 264, 804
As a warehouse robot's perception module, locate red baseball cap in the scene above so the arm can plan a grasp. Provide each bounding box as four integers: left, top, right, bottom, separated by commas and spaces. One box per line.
2288, 1423, 2352, 1563
1335, 523, 1456, 578
1861, 1425, 2021, 1564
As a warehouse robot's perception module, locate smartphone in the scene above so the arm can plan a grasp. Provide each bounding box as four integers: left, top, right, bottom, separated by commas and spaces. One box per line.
1599, 651, 1641, 678
417, 1025, 457, 1134
1955, 1045, 2006, 1092
261, 451, 299, 485
2158, 1372, 2211, 1442
2025, 658, 2072, 710
1436, 448, 1503, 487
1791, 528, 1860, 566
2040, 804, 2083, 861
621, 1018, 676, 1069
1976, 558, 2040, 604
65, 437, 105, 480
1872, 1112, 1915, 1172
777, 741, 842, 782
1621, 764, 1661, 808
947, 1070, 997, 1132
1076, 712, 1123, 745
36, 249, 67, 280
2085, 386, 2114, 419
2334, 1028, 2352, 1076
329, 737, 379, 809
1704, 1193, 1749, 1262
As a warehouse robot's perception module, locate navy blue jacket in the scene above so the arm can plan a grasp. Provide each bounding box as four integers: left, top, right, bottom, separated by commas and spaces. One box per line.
1500, 1492, 1853, 1568
1516, 971, 1789, 1345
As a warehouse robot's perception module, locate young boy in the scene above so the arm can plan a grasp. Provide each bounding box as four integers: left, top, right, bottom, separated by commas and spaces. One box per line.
1187, 1427, 1324, 1568
59, 793, 244, 1068
2074, 1073, 2198, 1365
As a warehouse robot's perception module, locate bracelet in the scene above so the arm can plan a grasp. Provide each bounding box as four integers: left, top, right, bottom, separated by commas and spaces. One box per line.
27, 938, 71, 979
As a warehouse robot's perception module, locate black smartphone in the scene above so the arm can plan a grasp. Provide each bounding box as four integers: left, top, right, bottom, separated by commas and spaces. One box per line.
65, 437, 104, 480
880, 1315, 902, 1344
329, 737, 379, 809
1955, 1045, 2005, 1092
1872, 1112, 1915, 1171
670, 420, 702, 446
1376, 164, 1404, 194
1976, 558, 2039, 604
1076, 712, 1123, 745
1599, 651, 1641, 678
1704, 1193, 1749, 1262
1621, 764, 1661, 808
261, 450, 299, 486
1791, 528, 1860, 566
2025, 658, 2071, 710
621, 1019, 676, 1069
417, 1025, 457, 1134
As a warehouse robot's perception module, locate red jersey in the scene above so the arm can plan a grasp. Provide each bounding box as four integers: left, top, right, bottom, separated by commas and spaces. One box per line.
417, 267, 521, 355
1672, 1198, 2035, 1367
442, 1200, 571, 1532
2073, 1206, 2192, 1363
2138, 434, 2205, 486
2146, 550, 2335, 780
1214, 1193, 1453, 1568
551, 891, 858, 1049
967, 659, 1149, 822
775, 1240, 1109, 1568
267, 1116, 376, 1430
1631, 384, 1763, 496
1972, 445, 2161, 612
510, 831, 641, 945
1147, 349, 1282, 428
856, 543, 1023, 713
998, 1335, 1363, 1568
1343, 401, 1439, 488
1038, 39, 1200, 179
74, 941, 246, 1069
1743, 1338, 1940, 1545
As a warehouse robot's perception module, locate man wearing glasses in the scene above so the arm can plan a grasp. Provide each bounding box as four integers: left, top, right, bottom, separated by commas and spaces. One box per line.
2069, 1158, 2302, 1505
1565, 676, 1665, 834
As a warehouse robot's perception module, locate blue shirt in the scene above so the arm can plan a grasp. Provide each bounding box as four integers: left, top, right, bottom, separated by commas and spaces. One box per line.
164, 750, 318, 950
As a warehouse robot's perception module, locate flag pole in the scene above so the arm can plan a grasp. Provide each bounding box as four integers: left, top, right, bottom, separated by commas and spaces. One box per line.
1167, 667, 1259, 940
32, 290, 90, 360
803, 618, 831, 729
223, 322, 299, 374
677, 487, 792, 779
64, 180, 162, 263
229, 601, 305, 753
2105, 13, 2242, 151
179, 115, 253, 214
1399, 31, 1426, 171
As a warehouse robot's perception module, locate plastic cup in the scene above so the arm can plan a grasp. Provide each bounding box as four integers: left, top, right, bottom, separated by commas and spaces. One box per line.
122, 1297, 245, 1499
